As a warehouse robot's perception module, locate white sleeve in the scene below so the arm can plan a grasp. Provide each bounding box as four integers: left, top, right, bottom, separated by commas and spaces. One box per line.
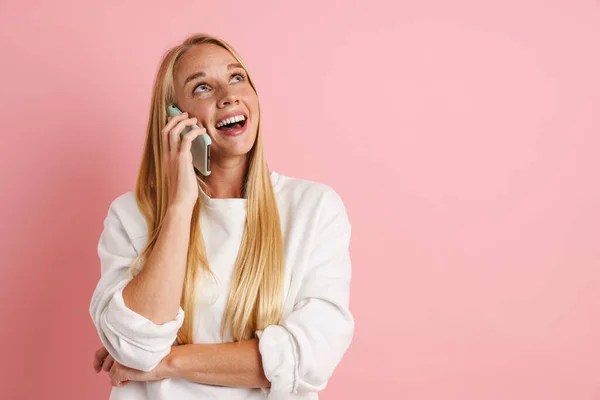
257, 189, 355, 394
89, 201, 185, 372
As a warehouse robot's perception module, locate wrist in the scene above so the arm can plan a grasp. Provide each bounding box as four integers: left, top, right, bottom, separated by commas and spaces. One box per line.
160, 346, 181, 380
166, 203, 194, 220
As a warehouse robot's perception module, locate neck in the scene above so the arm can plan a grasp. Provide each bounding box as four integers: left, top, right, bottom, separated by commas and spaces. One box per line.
205, 157, 248, 199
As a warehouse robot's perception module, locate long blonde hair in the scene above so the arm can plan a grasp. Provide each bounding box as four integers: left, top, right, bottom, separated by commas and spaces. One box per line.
126, 33, 284, 344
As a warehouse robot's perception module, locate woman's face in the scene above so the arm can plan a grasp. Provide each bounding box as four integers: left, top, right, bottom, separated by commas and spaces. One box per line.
173, 43, 259, 160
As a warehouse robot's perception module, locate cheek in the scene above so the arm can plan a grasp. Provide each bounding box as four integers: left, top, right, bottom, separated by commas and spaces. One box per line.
240, 89, 258, 107
192, 107, 213, 125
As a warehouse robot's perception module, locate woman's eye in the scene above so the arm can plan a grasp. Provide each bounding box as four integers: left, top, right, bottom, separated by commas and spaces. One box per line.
193, 73, 245, 94
193, 84, 209, 94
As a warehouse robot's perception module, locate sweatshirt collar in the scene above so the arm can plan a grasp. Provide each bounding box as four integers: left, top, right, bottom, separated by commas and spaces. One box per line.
198, 171, 280, 209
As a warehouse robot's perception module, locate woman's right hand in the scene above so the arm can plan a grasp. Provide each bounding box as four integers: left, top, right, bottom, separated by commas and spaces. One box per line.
161, 111, 206, 212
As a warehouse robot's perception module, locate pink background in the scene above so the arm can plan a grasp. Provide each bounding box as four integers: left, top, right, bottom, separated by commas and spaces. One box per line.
1, 0, 599, 399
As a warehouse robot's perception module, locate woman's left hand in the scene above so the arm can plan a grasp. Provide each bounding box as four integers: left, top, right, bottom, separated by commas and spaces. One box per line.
93, 346, 165, 387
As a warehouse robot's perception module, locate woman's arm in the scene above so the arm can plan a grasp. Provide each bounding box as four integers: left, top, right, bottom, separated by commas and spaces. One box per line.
255, 187, 354, 394
162, 340, 271, 388
90, 198, 191, 372
122, 204, 193, 324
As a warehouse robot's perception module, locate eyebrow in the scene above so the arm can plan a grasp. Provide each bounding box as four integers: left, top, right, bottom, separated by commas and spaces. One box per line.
184, 63, 245, 86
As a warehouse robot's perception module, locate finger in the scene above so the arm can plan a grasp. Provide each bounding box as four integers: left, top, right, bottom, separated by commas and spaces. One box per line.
112, 374, 127, 387
102, 355, 115, 372
94, 346, 108, 359
163, 112, 189, 139
117, 379, 131, 387
170, 117, 198, 157
93, 347, 109, 373
162, 112, 189, 157
110, 365, 130, 388
169, 116, 196, 156
179, 126, 206, 156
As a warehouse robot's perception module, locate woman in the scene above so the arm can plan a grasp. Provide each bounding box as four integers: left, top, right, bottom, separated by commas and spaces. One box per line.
89, 33, 354, 399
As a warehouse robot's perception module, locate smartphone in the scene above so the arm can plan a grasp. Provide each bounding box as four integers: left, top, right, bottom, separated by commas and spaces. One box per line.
167, 104, 212, 176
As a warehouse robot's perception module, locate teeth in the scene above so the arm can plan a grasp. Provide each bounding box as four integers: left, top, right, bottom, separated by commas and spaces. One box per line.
216, 114, 246, 128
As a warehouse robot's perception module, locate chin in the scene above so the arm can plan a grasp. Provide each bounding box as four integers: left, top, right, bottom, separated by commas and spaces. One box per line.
232, 137, 257, 154
218, 142, 255, 157
210, 131, 255, 154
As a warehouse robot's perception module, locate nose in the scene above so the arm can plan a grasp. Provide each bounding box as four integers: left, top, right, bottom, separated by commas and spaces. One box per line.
217, 89, 240, 108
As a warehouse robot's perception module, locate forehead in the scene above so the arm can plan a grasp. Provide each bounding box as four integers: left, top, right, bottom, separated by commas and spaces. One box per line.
174, 44, 237, 80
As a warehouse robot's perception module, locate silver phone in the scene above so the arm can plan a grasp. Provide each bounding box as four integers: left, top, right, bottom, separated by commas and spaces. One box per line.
166, 104, 212, 176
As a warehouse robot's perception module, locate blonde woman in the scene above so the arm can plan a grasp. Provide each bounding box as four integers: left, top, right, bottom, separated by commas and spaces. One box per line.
89, 33, 353, 400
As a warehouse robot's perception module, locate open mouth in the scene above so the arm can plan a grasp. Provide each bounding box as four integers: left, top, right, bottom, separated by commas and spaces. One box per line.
215, 116, 248, 131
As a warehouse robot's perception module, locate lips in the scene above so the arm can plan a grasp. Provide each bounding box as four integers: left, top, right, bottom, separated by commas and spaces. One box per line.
216, 117, 248, 137
214, 112, 248, 129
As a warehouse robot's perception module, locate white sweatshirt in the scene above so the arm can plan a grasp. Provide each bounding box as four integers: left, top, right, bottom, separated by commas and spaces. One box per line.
89, 171, 354, 400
